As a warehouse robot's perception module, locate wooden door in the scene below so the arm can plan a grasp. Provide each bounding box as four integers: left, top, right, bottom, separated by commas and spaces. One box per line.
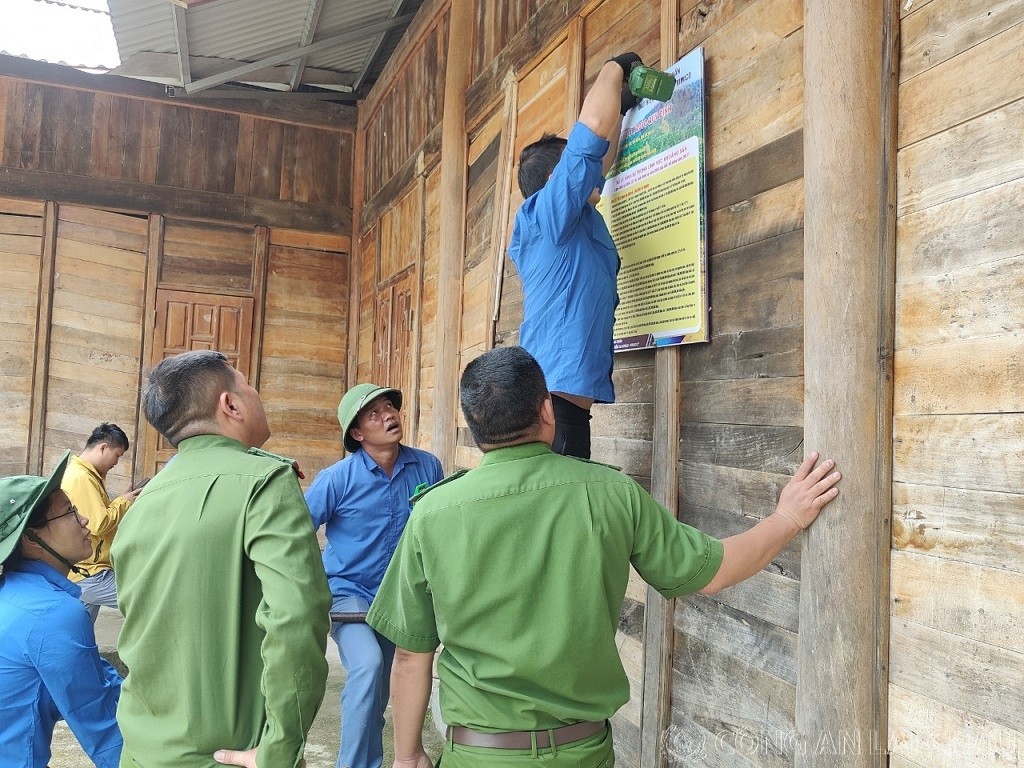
143, 289, 255, 474
372, 271, 417, 435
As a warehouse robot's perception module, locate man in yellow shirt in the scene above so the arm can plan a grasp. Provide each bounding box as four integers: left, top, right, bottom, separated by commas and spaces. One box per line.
61, 423, 140, 621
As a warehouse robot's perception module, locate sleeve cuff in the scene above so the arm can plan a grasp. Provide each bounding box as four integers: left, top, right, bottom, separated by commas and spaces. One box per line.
658, 535, 725, 598
567, 121, 610, 158
366, 608, 439, 653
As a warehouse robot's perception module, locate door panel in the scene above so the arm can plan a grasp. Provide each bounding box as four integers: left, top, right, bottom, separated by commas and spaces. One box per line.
143, 289, 255, 474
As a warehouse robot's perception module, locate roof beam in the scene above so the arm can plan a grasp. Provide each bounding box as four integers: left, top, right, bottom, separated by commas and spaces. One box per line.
171, 4, 192, 85
183, 13, 416, 94
287, 0, 326, 92
353, 0, 405, 92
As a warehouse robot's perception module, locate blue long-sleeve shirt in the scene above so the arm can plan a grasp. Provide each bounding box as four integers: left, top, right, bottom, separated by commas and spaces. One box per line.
305, 446, 444, 603
508, 121, 620, 403
0, 559, 122, 767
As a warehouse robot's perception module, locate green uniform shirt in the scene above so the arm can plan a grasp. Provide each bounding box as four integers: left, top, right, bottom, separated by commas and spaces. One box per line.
111, 435, 331, 767
366, 442, 723, 732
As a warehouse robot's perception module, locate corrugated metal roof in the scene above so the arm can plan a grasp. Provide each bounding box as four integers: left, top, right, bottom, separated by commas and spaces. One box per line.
105, 0, 426, 99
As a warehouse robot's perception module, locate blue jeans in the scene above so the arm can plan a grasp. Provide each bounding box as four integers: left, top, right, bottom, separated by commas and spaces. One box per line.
331, 595, 396, 768
77, 568, 119, 623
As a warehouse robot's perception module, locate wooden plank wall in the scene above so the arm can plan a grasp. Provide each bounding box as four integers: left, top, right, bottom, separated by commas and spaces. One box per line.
43, 205, 149, 492
0, 70, 353, 232
0, 204, 350, 489
260, 229, 350, 480
669, 0, 806, 765
889, 1, 1024, 765
0, 76, 353, 487
0, 197, 46, 476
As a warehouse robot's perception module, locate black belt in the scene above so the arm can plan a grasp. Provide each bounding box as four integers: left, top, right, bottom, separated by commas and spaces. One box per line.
446, 721, 607, 749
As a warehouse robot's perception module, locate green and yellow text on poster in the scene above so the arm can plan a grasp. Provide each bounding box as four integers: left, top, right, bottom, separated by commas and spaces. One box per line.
599, 48, 708, 351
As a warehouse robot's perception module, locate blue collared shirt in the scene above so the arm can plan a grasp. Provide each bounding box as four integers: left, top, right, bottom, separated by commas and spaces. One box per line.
306, 445, 444, 603
508, 121, 620, 403
0, 559, 122, 767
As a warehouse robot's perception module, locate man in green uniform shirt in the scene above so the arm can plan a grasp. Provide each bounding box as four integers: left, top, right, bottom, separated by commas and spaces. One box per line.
366, 346, 841, 768
111, 350, 332, 768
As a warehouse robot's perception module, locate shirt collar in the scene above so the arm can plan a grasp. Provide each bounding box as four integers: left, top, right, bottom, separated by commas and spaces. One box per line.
11, 559, 82, 598
355, 444, 415, 475
70, 454, 101, 481
478, 442, 553, 467
176, 434, 249, 453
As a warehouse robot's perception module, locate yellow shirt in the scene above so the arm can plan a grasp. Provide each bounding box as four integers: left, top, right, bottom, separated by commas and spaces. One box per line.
61, 454, 131, 580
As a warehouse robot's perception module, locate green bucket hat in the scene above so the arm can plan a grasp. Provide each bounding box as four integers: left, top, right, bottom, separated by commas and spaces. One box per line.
338, 383, 402, 453
0, 450, 71, 566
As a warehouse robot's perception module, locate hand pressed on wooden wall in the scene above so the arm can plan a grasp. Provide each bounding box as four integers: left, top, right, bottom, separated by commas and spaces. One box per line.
774, 452, 841, 532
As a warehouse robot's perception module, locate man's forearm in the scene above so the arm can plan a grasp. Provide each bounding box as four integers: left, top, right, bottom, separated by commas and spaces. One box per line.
391, 648, 435, 761
700, 513, 798, 595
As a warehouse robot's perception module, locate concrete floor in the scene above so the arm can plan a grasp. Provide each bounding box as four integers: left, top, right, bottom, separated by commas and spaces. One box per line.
52, 608, 446, 766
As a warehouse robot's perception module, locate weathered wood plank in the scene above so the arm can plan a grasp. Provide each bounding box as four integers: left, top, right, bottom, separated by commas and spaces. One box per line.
709, 129, 802, 212
707, 228, 803, 336
897, 97, 1024, 216
680, 324, 803, 380
680, 376, 803, 427
706, 27, 803, 169
896, 172, 1024, 283
671, 632, 796, 767
891, 550, 1024, 656
888, 685, 1022, 768
679, 423, 804, 474
679, 501, 801, 580
894, 413, 1024, 494
894, 335, 1023, 416
899, 10, 1024, 146
892, 481, 1024, 572
465, 0, 590, 126
708, 177, 803, 256
896, 253, 1024, 350
679, 460, 789, 520
889, 616, 1024, 734
0, 166, 350, 232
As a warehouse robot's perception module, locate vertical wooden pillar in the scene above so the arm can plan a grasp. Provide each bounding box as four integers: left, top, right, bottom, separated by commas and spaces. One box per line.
640, 3, 681, 767
798, 1, 896, 765
27, 201, 58, 474
431, 0, 472, 469
347, 117, 368, 394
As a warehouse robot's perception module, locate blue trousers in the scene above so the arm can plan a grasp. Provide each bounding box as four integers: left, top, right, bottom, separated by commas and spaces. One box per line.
332, 595, 396, 768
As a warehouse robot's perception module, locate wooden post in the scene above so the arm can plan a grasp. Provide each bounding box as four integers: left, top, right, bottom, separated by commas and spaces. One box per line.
26, 201, 58, 474
348, 114, 367, 394
134, 214, 162, 483
431, 0, 472, 469
798, 1, 896, 765
640, 3, 681, 767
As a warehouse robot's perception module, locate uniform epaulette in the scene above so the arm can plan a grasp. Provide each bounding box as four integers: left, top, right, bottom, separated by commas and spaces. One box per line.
567, 456, 622, 472
246, 447, 306, 479
410, 469, 469, 505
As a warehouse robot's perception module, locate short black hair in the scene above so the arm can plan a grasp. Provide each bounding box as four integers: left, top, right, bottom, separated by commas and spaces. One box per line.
459, 346, 549, 448
517, 134, 567, 198
85, 423, 129, 451
143, 351, 237, 447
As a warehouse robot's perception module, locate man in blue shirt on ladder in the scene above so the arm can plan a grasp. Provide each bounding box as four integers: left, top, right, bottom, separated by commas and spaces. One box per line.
508, 52, 645, 459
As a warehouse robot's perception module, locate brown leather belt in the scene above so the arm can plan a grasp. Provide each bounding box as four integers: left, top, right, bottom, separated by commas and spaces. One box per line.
446, 720, 606, 749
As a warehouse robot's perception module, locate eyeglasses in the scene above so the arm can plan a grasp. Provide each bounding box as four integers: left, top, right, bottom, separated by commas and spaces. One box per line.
44, 505, 81, 526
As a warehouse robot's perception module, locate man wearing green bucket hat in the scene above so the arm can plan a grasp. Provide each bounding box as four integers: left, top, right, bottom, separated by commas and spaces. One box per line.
305, 383, 444, 768
0, 450, 123, 766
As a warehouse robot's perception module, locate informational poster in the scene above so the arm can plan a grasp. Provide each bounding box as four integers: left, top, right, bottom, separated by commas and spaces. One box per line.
599, 48, 708, 351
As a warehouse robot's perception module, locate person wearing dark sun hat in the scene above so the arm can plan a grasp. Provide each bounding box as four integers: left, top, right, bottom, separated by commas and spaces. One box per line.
0, 450, 123, 767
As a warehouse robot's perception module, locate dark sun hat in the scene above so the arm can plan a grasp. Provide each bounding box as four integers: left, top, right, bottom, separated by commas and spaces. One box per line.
0, 450, 71, 565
